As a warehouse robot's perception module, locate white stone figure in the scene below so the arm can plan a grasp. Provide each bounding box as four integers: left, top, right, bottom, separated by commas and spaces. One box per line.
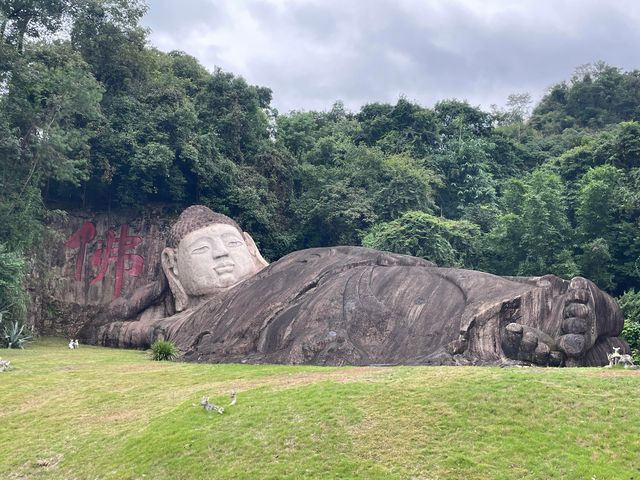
229, 390, 237, 406
618, 354, 636, 368
200, 396, 224, 414
68, 339, 75, 349
610, 347, 621, 366
0, 358, 10, 372
605, 347, 635, 368
73, 339, 79, 349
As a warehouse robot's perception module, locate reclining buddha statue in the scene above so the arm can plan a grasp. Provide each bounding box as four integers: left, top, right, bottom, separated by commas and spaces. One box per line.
80, 205, 629, 367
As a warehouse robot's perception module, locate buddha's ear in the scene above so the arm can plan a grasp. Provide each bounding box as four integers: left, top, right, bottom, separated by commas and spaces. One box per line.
243, 232, 269, 269
161, 247, 188, 312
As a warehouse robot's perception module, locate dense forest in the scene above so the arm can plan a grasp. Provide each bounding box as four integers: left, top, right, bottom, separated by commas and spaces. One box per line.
1, 0, 639, 357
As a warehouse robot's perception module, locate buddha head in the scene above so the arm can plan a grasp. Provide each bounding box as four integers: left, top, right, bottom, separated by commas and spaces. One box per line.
161, 206, 268, 312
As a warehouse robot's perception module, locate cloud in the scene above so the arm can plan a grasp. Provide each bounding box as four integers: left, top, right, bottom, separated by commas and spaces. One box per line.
142, 0, 640, 113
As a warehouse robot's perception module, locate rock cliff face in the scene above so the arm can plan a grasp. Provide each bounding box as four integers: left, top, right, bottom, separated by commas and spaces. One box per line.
29, 207, 173, 337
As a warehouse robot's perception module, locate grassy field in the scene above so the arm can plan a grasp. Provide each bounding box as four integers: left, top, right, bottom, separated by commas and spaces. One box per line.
0, 338, 639, 479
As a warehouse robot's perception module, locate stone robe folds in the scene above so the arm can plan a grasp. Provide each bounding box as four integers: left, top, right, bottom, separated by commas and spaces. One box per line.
90, 246, 627, 367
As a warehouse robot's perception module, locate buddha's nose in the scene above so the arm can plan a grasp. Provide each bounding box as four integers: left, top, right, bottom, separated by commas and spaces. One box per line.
211, 238, 229, 258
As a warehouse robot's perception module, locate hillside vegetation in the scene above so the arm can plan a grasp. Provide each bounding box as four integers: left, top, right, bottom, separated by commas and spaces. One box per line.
0, 338, 639, 479
0, 1, 639, 353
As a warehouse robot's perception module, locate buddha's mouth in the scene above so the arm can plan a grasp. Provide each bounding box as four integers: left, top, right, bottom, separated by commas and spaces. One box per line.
214, 264, 235, 274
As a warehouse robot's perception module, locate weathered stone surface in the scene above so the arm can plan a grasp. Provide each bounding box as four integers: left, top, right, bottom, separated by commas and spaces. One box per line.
558, 334, 586, 356
563, 303, 590, 319
562, 317, 588, 334
520, 331, 539, 352
167, 250, 626, 367
534, 342, 551, 365
565, 288, 590, 304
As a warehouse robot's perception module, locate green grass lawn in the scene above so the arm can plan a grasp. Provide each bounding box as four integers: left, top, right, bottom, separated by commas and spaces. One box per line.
1, 338, 639, 480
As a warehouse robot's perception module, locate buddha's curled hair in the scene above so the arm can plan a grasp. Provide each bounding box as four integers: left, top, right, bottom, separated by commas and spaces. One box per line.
167, 205, 242, 248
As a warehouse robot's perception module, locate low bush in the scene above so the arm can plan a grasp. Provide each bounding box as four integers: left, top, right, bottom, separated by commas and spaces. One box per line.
150, 340, 178, 361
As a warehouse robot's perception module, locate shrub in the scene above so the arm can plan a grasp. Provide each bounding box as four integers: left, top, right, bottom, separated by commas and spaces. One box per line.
150, 340, 178, 361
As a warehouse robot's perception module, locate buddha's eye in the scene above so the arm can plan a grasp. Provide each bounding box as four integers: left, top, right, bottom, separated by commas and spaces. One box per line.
191, 245, 209, 254
227, 240, 243, 248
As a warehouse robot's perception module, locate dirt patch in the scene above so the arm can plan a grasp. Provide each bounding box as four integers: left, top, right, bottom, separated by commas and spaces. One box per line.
226, 366, 388, 392
588, 369, 640, 377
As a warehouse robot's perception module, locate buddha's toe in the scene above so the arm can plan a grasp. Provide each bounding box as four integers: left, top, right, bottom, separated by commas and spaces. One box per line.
502, 322, 559, 366
557, 277, 595, 365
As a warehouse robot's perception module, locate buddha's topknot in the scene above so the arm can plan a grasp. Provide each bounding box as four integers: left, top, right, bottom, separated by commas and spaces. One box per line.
167, 205, 242, 248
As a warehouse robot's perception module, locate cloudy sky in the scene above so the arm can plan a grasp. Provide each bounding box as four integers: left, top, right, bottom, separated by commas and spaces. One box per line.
142, 0, 640, 114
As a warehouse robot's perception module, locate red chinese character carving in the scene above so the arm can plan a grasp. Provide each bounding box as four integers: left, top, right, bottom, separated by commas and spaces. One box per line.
64, 222, 97, 281
90, 224, 144, 298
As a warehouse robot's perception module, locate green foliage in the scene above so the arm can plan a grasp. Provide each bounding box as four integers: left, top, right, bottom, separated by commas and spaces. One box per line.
434, 99, 493, 140
576, 165, 621, 222
356, 97, 439, 157
531, 62, 640, 134
432, 137, 497, 221
150, 340, 177, 361
70, 0, 149, 92
363, 211, 480, 267
374, 154, 439, 221
0, 0, 72, 52
578, 238, 615, 291
610, 121, 640, 169
0, 244, 28, 324
619, 289, 640, 361
482, 169, 577, 278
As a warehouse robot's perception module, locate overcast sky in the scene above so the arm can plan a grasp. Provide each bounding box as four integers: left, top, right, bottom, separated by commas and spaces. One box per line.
142, 0, 640, 114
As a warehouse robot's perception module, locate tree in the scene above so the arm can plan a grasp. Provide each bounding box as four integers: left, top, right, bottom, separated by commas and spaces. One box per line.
434, 99, 493, 141
530, 63, 640, 134
518, 169, 577, 277
432, 137, 497, 222
579, 238, 615, 291
482, 169, 577, 278
610, 121, 640, 169
575, 165, 623, 241
71, 0, 149, 92
0, 0, 71, 52
0, 41, 103, 249
356, 98, 439, 157
0, 243, 28, 323
373, 154, 439, 222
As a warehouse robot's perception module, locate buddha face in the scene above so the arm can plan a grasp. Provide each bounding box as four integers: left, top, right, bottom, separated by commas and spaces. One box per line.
162, 221, 268, 312
174, 224, 260, 296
